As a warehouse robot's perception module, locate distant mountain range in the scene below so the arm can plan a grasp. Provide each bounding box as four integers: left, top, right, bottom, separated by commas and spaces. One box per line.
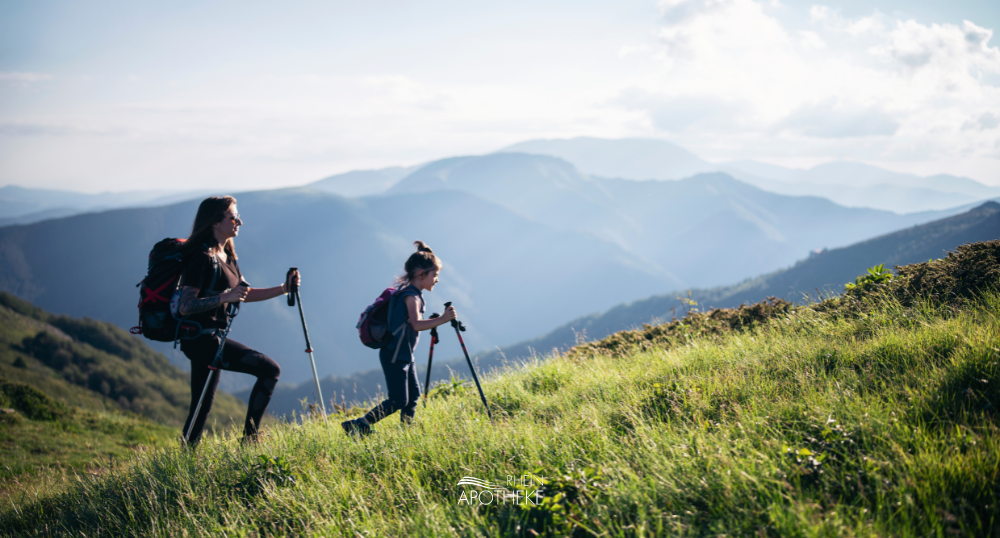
500, 137, 712, 182
257, 200, 1000, 416
303, 137, 999, 215
388, 152, 961, 287
310, 166, 417, 198
0, 185, 211, 226
498, 137, 1000, 214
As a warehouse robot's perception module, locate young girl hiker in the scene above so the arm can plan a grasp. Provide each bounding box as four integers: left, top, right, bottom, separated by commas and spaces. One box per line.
176, 195, 301, 447
342, 241, 456, 436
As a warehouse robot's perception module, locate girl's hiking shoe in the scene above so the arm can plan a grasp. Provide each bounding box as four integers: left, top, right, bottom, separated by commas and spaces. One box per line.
341, 418, 373, 437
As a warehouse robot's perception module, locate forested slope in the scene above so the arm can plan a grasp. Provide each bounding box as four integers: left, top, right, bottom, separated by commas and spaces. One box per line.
0, 292, 244, 481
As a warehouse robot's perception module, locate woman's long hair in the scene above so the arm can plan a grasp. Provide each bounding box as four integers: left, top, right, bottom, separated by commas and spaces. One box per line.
183, 196, 238, 259
395, 241, 441, 289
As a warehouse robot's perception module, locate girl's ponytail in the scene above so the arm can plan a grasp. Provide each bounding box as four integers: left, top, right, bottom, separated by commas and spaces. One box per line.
396, 240, 442, 288
414, 240, 433, 255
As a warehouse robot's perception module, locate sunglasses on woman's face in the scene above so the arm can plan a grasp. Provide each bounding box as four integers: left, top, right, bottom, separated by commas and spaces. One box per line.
226, 214, 241, 225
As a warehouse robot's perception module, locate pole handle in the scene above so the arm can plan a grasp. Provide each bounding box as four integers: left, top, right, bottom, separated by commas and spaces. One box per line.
443, 301, 466, 332
286, 267, 298, 307
429, 312, 440, 343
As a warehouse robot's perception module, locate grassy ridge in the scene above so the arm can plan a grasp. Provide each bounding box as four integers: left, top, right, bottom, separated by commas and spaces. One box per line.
2, 253, 999, 536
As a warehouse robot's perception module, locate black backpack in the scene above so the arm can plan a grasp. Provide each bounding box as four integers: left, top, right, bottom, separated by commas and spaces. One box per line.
130, 238, 218, 345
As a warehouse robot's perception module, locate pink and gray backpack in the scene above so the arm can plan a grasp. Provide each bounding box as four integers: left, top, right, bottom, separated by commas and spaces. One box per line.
356, 288, 399, 349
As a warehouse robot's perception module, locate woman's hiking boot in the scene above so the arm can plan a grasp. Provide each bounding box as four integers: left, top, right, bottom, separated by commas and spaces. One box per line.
341, 418, 373, 437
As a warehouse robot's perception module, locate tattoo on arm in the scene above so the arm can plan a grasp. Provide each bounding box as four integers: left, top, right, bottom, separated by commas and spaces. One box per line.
177, 286, 222, 316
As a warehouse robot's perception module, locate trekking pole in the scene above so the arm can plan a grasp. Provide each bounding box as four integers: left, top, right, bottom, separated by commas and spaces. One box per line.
422, 313, 440, 407
444, 302, 494, 424
288, 267, 327, 421
184, 302, 239, 445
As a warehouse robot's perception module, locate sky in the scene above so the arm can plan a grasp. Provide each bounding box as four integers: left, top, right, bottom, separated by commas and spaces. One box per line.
1, 0, 998, 192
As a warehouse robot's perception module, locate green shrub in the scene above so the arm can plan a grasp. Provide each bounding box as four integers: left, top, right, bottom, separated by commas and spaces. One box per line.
844, 263, 894, 292
0, 378, 67, 421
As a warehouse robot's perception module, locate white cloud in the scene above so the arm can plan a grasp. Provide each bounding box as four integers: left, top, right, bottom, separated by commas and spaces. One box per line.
616, 0, 1000, 173
872, 19, 1000, 71
798, 30, 827, 49
618, 44, 652, 57
963, 112, 1000, 131
809, 5, 831, 22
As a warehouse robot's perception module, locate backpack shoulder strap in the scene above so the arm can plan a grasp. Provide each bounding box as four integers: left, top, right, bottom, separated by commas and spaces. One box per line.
387, 290, 399, 332
192, 243, 223, 295
206, 252, 220, 294
389, 288, 420, 331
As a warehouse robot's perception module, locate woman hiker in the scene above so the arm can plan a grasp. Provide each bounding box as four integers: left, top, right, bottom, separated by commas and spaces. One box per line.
177, 195, 300, 447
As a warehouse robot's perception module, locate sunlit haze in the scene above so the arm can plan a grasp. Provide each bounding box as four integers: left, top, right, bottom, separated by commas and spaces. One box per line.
1, 0, 998, 192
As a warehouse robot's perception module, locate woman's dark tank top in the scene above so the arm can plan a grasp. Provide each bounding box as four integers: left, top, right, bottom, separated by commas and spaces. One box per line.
179, 249, 242, 329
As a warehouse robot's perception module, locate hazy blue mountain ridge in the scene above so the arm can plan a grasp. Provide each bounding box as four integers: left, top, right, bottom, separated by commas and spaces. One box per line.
0, 207, 84, 227
309, 166, 417, 198
499, 137, 715, 180
0, 185, 213, 225
390, 153, 639, 241
499, 137, 998, 214
720, 162, 997, 213
390, 152, 963, 287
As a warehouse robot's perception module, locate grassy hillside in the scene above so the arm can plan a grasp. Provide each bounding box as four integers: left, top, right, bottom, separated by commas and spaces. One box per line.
0, 292, 245, 483
3, 242, 998, 536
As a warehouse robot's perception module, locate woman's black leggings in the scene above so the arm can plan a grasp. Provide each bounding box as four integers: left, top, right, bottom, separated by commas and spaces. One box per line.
180, 333, 281, 446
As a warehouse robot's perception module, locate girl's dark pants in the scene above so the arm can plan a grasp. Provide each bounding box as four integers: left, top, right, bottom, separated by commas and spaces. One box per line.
181, 333, 281, 446
363, 355, 420, 424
